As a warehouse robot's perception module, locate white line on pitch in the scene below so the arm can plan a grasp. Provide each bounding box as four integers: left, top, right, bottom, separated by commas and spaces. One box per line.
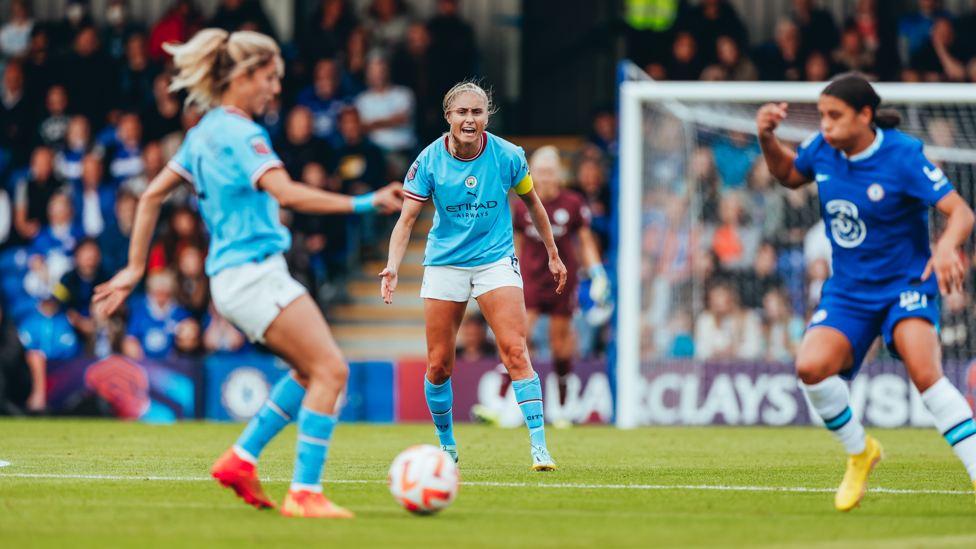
0, 461, 10, 467
0, 473, 971, 495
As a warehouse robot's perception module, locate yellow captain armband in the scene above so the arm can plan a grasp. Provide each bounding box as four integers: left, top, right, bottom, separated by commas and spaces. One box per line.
514, 174, 534, 195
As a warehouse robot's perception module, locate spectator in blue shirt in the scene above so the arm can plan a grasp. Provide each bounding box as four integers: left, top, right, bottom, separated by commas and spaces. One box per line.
53, 237, 109, 353
54, 115, 92, 182
123, 270, 191, 361
898, 0, 953, 66
296, 58, 347, 146
107, 112, 144, 183
98, 190, 135, 275
73, 153, 116, 238
18, 295, 80, 411
29, 192, 84, 283
712, 130, 761, 188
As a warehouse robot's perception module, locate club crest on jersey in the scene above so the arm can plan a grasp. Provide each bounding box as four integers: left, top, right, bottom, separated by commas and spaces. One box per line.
249, 136, 271, 156
554, 208, 570, 224
464, 175, 478, 188
867, 183, 885, 202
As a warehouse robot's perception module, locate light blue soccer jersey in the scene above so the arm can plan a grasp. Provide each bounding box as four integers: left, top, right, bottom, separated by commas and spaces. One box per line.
403, 132, 532, 267
168, 106, 291, 276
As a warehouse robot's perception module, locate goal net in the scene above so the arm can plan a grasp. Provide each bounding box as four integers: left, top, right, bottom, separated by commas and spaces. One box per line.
614, 62, 976, 429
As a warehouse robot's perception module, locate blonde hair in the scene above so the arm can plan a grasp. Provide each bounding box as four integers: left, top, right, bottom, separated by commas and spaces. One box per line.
442, 81, 498, 158
163, 29, 284, 111
530, 145, 561, 172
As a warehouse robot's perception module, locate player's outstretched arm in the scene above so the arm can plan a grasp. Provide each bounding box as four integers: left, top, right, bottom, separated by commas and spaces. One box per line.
258, 168, 404, 215
922, 191, 975, 295
93, 167, 185, 316
380, 198, 424, 304
757, 102, 811, 190
519, 188, 568, 294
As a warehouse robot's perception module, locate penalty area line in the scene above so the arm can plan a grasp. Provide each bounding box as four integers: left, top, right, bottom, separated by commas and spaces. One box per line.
0, 473, 972, 495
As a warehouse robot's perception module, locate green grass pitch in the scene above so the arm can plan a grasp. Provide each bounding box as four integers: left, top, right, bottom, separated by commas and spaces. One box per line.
1, 420, 975, 548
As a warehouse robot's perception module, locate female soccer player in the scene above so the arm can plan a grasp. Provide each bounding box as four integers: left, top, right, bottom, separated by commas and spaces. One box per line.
93, 29, 403, 519
512, 146, 608, 426
757, 74, 976, 510
380, 82, 568, 470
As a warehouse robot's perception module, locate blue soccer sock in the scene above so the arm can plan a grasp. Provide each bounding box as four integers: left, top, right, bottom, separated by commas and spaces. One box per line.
233, 373, 306, 464
424, 376, 456, 447
290, 406, 338, 493
513, 373, 547, 448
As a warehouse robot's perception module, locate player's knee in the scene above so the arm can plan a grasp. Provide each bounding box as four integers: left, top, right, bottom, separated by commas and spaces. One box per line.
309, 359, 349, 387
795, 357, 831, 385
426, 356, 453, 385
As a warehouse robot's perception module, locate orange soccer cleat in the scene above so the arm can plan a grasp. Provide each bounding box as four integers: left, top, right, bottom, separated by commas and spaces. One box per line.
280, 489, 355, 518
211, 448, 277, 510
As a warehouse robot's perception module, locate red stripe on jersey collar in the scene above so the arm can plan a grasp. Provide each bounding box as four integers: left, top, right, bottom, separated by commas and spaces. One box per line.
223, 105, 253, 121
444, 132, 487, 162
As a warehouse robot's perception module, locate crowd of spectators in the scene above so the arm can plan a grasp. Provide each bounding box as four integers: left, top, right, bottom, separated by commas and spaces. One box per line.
0, 0, 497, 415
639, 115, 976, 366
634, 0, 976, 84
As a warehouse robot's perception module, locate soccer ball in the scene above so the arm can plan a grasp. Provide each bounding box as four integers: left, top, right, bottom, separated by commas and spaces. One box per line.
388, 444, 460, 515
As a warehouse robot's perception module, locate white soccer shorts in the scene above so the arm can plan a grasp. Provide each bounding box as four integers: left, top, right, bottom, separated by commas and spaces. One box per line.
420, 256, 524, 302
210, 253, 307, 343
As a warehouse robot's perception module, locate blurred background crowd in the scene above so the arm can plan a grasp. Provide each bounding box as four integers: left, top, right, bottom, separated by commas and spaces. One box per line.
5, 0, 976, 415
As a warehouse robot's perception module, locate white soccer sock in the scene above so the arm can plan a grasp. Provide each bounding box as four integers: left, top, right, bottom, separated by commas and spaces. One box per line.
920, 377, 976, 482
802, 376, 866, 455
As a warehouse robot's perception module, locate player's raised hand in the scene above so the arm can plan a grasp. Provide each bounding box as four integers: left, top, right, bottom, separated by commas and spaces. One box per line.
756, 102, 789, 138
550, 254, 568, 295
379, 267, 398, 304
92, 265, 143, 317
922, 243, 965, 295
373, 182, 405, 213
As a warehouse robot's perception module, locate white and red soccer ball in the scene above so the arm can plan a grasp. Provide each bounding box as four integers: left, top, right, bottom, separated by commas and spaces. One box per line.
388, 444, 460, 514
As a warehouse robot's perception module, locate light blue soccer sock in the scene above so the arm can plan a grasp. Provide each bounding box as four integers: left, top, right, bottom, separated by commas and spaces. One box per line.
424, 376, 456, 447
513, 373, 547, 448
290, 406, 338, 493
233, 373, 306, 463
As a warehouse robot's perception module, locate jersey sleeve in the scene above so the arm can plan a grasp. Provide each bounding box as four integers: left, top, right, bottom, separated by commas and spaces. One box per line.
232, 125, 285, 190
167, 137, 194, 182
902, 142, 955, 205
403, 152, 432, 202
574, 192, 592, 228
793, 132, 821, 180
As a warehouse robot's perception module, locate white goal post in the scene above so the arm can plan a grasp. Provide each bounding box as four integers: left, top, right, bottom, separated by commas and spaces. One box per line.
616, 77, 976, 429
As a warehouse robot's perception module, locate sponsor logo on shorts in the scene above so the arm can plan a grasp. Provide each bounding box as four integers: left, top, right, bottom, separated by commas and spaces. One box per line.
900, 291, 928, 311
811, 310, 828, 324
511, 254, 521, 278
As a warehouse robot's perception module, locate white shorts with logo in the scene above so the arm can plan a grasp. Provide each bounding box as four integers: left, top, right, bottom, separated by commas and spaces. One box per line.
420, 256, 523, 302
210, 253, 307, 343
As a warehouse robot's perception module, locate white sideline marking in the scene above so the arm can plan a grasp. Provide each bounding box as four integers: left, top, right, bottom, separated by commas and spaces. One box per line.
0, 461, 10, 467
0, 473, 971, 496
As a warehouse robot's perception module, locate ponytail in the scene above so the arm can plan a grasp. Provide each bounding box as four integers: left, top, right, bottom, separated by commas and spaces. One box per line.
164, 29, 283, 111
873, 108, 902, 129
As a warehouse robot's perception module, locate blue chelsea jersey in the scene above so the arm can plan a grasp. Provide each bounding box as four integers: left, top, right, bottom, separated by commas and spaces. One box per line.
794, 128, 954, 299
168, 106, 291, 276
403, 132, 531, 267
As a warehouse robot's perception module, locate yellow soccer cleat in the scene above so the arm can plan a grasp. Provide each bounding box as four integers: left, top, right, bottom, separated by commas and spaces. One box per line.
280, 490, 355, 519
835, 435, 884, 512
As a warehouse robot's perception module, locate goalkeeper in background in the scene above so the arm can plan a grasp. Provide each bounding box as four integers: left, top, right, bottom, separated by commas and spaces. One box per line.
508, 146, 609, 427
